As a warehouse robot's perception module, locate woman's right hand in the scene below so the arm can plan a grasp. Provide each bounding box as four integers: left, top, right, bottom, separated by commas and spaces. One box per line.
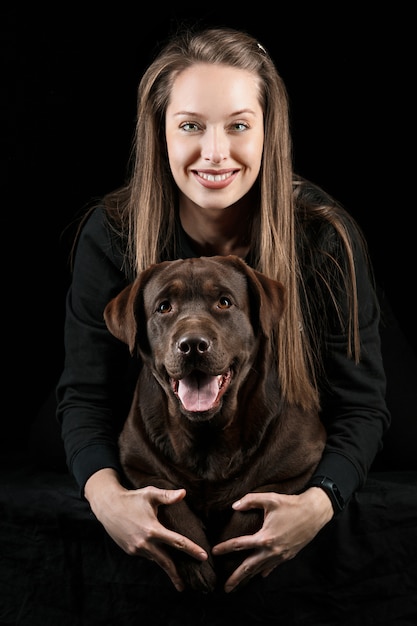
84, 468, 208, 591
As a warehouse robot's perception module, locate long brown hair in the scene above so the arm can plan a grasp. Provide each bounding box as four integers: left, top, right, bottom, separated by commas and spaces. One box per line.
87, 26, 372, 412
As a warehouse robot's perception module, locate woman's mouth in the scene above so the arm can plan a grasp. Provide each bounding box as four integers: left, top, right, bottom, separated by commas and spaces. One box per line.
193, 170, 238, 189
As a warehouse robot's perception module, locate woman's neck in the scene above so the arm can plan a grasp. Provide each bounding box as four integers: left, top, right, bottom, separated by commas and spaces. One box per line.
179, 196, 253, 258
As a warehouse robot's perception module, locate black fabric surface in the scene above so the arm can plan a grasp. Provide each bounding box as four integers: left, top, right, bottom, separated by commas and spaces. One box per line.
1, 459, 416, 626
1, 296, 416, 625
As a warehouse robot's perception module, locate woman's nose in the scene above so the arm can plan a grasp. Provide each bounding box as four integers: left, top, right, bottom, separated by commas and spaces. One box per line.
201, 128, 228, 163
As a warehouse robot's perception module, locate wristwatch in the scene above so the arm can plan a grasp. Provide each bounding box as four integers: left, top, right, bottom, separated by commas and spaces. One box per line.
308, 475, 345, 515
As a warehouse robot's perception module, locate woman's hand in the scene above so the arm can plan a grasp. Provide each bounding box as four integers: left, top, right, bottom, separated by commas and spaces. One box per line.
84, 468, 208, 592
211, 487, 334, 593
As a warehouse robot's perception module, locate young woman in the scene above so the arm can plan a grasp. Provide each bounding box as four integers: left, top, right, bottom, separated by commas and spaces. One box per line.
56, 26, 390, 593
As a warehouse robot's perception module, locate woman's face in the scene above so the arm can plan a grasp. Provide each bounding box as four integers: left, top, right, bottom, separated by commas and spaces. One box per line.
165, 63, 264, 212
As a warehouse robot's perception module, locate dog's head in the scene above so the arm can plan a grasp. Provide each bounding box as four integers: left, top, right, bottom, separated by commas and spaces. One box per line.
104, 256, 285, 422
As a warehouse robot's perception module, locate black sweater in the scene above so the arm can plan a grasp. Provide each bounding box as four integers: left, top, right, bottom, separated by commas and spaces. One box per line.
56, 206, 391, 506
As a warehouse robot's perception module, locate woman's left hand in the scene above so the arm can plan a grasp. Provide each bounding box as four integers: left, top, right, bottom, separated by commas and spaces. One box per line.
211, 487, 334, 593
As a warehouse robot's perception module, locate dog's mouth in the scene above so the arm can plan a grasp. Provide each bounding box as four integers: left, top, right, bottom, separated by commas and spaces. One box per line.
170, 368, 232, 414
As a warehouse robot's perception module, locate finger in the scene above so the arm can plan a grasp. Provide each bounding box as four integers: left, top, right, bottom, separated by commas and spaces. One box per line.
212, 534, 258, 556
157, 526, 208, 561
223, 555, 261, 593
147, 486, 187, 505
260, 565, 277, 578
147, 545, 186, 592
232, 492, 276, 511
223, 554, 283, 591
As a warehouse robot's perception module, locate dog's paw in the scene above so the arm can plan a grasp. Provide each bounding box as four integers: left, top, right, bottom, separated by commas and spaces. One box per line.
215, 509, 264, 589
219, 509, 263, 543
177, 557, 217, 593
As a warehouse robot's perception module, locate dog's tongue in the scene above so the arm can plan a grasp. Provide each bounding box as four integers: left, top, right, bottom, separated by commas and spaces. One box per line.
177, 372, 220, 412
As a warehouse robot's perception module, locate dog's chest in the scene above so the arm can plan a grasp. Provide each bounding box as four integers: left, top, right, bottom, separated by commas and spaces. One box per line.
168, 425, 244, 481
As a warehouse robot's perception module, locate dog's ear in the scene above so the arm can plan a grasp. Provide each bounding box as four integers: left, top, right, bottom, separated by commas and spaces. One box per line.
103, 266, 157, 356
103, 282, 142, 354
246, 268, 286, 337
250, 268, 286, 330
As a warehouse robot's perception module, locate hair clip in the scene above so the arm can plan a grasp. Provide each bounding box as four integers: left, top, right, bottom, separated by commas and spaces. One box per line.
257, 42, 267, 55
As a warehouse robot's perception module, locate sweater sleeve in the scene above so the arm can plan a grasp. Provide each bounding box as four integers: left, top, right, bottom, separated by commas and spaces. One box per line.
56, 207, 138, 493
309, 228, 391, 506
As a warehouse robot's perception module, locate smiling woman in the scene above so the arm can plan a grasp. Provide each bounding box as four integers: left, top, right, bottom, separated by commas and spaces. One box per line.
56, 24, 391, 590
165, 63, 264, 258
165, 64, 263, 197
5, 22, 416, 625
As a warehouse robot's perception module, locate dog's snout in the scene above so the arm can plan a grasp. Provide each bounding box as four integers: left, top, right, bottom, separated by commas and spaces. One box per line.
178, 335, 211, 355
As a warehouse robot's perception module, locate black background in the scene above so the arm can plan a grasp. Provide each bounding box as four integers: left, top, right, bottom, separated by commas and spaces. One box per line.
3, 5, 415, 418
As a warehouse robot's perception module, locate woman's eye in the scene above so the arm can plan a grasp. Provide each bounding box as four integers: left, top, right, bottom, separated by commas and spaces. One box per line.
231, 122, 248, 132
157, 300, 172, 313
218, 296, 232, 309
180, 122, 199, 132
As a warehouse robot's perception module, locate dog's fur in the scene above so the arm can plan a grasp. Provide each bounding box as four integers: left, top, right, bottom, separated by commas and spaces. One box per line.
104, 255, 326, 592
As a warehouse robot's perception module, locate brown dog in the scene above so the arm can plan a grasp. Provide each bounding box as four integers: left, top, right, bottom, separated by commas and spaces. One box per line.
104, 255, 326, 593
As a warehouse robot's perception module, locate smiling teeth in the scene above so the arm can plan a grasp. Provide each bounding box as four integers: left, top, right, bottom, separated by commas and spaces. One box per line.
198, 172, 233, 182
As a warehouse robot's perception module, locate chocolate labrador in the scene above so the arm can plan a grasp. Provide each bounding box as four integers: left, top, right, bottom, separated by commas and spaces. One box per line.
104, 255, 326, 593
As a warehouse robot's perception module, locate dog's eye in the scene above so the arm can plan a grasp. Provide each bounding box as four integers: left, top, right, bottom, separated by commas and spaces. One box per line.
218, 296, 232, 309
157, 300, 172, 314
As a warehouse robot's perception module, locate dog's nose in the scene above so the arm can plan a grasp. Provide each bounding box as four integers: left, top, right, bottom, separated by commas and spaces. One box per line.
178, 335, 211, 355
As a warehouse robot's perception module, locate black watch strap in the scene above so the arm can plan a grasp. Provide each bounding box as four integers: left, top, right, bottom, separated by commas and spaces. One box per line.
308, 475, 345, 515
